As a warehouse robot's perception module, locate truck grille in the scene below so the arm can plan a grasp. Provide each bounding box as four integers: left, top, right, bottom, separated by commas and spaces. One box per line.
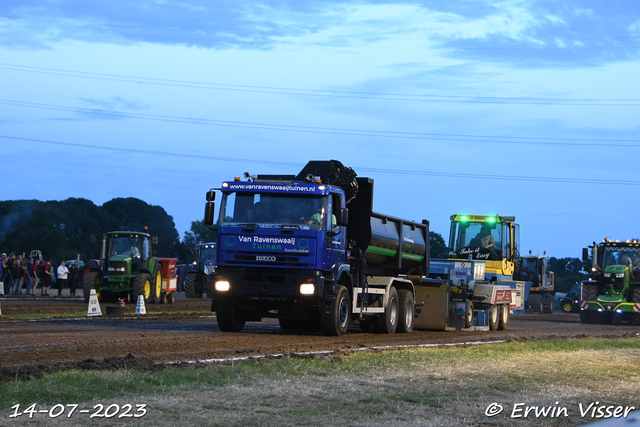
220, 250, 314, 268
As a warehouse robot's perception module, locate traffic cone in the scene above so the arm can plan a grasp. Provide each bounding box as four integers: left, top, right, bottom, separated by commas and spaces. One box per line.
87, 289, 102, 317
135, 294, 146, 314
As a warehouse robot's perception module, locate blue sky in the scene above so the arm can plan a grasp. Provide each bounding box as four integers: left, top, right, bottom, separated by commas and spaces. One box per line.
2, 0, 640, 258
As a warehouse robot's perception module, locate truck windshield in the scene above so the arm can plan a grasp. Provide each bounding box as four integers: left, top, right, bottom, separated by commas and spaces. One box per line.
449, 220, 503, 260
220, 192, 326, 230
600, 246, 640, 269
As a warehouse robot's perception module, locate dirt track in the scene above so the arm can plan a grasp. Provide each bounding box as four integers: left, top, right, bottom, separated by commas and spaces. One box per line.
1, 296, 639, 382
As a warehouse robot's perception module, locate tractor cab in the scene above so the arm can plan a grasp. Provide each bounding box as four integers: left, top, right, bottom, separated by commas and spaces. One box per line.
447, 214, 520, 279
515, 253, 554, 292
105, 233, 151, 273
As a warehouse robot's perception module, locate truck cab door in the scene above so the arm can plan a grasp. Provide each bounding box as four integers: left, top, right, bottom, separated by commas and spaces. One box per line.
324, 193, 347, 269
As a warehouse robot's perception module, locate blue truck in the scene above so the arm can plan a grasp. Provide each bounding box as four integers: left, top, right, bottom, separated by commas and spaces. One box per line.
204, 160, 429, 336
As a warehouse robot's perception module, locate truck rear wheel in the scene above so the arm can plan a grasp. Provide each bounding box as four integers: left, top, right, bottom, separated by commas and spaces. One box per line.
133, 273, 152, 304
397, 289, 414, 333
322, 285, 351, 336
150, 263, 162, 304
217, 301, 246, 332
498, 304, 510, 330
488, 304, 499, 330
83, 271, 102, 303
579, 284, 599, 324
373, 287, 399, 334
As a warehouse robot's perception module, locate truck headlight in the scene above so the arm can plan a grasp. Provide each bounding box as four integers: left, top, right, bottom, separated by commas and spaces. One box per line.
215, 281, 230, 292
299, 283, 315, 295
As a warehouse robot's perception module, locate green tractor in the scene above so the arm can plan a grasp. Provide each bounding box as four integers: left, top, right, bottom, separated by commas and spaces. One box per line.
580, 238, 640, 325
83, 231, 165, 304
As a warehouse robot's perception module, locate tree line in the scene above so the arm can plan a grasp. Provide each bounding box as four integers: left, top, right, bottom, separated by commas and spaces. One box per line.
0, 198, 212, 263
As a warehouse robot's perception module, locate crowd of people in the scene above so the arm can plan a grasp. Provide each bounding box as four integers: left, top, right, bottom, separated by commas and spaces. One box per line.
0, 253, 82, 297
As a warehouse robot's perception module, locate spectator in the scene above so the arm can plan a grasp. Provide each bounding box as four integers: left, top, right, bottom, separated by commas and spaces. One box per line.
0, 254, 7, 295
56, 260, 69, 296
11, 255, 23, 295
4, 255, 14, 295
30, 259, 40, 295
68, 261, 81, 296
22, 257, 32, 295
42, 259, 53, 297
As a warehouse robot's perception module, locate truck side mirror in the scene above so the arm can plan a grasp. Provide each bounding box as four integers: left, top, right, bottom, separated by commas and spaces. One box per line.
206, 191, 216, 202
204, 202, 215, 226
582, 248, 589, 262
338, 208, 348, 226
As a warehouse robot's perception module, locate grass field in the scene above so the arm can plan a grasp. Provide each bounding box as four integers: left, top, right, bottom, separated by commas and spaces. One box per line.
2, 337, 639, 426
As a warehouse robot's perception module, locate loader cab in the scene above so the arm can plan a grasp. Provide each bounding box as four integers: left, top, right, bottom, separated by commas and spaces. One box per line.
447, 214, 520, 278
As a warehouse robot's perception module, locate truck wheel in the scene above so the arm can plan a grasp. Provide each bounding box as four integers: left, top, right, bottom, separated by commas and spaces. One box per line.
632, 288, 640, 326
498, 304, 510, 330
83, 271, 102, 303
561, 300, 573, 313
150, 263, 162, 304
465, 300, 474, 328
133, 273, 152, 304
373, 287, 399, 334
488, 304, 499, 330
397, 289, 414, 333
579, 284, 599, 324
321, 285, 351, 336
217, 301, 246, 332
184, 273, 197, 298
528, 294, 543, 314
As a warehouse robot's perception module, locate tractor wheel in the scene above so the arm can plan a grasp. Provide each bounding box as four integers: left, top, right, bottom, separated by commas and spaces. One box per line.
631, 288, 640, 326
217, 301, 246, 332
397, 289, 414, 333
150, 263, 162, 304
543, 295, 555, 314
528, 294, 543, 314
321, 285, 351, 336
83, 271, 102, 303
488, 304, 500, 331
561, 300, 574, 313
133, 273, 153, 304
373, 287, 399, 334
464, 300, 474, 328
579, 284, 599, 324
498, 304, 510, 330
184, 273, 197, 298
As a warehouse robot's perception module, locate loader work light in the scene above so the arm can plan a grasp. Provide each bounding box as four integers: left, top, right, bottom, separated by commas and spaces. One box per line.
215, 281, 231, 292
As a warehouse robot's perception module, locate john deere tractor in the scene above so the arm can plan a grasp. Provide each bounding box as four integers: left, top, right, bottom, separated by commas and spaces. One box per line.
580, 238, 640, 325
83, 231, 164, 304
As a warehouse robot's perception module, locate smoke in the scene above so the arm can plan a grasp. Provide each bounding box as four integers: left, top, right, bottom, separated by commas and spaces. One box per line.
0, 202, 36, 245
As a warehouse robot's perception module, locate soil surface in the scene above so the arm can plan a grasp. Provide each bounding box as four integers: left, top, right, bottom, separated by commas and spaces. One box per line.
1, 295, 639, 382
